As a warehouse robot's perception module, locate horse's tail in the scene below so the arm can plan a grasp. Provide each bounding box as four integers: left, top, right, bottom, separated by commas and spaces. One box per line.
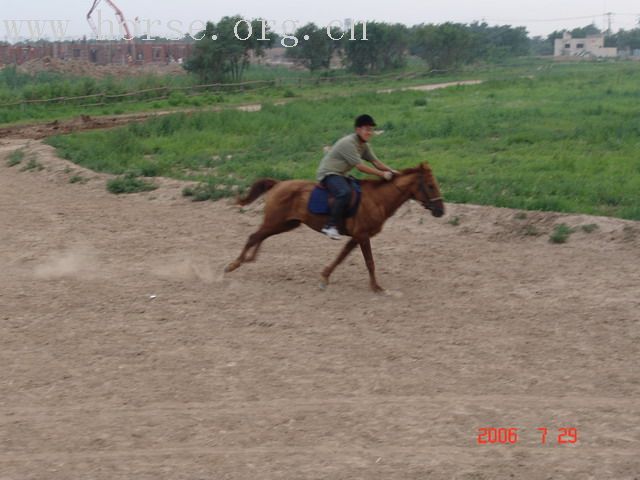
237, 178, 279, 206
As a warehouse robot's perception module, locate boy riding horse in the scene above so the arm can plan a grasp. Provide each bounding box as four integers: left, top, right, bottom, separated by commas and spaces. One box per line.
317, 114, 398, 240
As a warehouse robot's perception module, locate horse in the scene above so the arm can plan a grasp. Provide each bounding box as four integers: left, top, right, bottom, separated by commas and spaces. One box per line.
224, 162, 444, 292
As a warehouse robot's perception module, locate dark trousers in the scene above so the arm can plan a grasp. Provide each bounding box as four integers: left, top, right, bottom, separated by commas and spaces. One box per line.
322, 174, 351, 227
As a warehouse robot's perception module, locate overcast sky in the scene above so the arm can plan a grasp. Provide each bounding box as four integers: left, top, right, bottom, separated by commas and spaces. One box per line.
2, 0, 639, 41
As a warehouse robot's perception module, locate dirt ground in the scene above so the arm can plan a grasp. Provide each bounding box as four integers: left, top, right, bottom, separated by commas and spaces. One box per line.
16, 58, 187, 80
1, 138, 639, 479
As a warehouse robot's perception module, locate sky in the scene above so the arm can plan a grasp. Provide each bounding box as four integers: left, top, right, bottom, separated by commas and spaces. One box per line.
2, 0, 639, 42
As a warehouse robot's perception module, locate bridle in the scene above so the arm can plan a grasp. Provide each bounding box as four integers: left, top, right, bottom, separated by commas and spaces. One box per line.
416, 173, 442, 211
391, 171, 441, 211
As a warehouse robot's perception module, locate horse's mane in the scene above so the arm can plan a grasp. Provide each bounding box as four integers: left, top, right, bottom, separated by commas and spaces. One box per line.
399, 166, 424, 175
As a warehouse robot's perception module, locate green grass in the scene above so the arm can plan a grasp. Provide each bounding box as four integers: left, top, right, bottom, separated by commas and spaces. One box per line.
6, 149, 25, 167
20, 157, 44, 171
106, 174, 157, 194
581, 223, 599, 233
46, 60, 640, 220
69, 174, 88, 184
0, 58, 550, 126
549, 224, 574, 244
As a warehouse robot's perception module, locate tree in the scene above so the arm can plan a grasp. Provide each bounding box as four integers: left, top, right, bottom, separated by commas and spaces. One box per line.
489, 25, 529, 57
285, 23, 340, 72
184, 16, 273, 83
570, 24, 601, 38
609, 28, 640, 50
411, 23, 473, 70
342, 22, 409, 74
530, 36, 554, 56
466, 22, 529, 60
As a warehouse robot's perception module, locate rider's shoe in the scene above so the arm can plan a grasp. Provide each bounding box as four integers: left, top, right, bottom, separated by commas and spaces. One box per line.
321, 225, 341, 240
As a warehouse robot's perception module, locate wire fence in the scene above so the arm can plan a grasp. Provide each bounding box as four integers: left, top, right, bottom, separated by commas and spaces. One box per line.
0, 70, 446, 109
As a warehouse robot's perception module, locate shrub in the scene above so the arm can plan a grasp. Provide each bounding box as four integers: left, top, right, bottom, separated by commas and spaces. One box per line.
69, 175, 88, 184
168, 91, 188, 106
20, 158, 44, 171
107, 173, 157, 194
581, 223, 599, 233
6, 149, 25, 167
549, 223, 574, 244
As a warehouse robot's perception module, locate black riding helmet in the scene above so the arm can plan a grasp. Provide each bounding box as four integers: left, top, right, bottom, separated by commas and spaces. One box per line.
355, 114, 376, 128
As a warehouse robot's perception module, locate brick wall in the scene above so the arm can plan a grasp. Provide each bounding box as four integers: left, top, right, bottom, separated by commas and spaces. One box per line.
0, 41, 193, 66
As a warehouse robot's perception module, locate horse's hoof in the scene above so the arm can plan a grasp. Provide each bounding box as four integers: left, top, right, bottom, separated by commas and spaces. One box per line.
224, 262, 239, 273
371, 285, 385, 294
319, 275, 329, 290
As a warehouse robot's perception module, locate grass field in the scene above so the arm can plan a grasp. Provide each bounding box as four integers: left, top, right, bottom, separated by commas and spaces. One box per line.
46, 60, 640, 220
1, 59, 550, 125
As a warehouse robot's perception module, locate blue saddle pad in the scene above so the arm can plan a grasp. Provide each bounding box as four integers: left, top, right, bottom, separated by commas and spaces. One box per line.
308, 179, 361, 217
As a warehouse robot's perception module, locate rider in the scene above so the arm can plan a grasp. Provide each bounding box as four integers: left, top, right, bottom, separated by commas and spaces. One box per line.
317, 114, 398, 240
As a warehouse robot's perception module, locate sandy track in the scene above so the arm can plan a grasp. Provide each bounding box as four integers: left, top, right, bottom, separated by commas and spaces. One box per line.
1, 139, 639, 479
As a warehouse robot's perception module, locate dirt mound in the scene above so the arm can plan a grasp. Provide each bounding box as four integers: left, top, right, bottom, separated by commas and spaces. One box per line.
0, 112, 159, 139
0, 104, 266, 140
1, 138, 639, 479
17, 56, 186, 79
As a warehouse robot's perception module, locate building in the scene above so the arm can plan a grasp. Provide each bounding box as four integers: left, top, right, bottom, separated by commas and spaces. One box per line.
0, 40, 193, 67
554, 32, 617, 58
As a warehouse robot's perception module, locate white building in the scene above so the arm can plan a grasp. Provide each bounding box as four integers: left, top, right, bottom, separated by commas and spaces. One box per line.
554, 32, 617, 58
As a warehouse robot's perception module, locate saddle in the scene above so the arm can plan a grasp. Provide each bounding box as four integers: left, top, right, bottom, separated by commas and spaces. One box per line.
308, 177, 362, 217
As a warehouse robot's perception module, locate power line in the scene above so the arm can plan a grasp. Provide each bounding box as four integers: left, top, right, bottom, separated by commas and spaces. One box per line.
483, 12, 635, 23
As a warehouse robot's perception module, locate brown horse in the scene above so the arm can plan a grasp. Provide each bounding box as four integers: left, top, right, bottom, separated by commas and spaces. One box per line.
225, 162, 444, 292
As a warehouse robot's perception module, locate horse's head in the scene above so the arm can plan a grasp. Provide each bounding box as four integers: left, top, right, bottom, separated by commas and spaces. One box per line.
406, 163, 444, 217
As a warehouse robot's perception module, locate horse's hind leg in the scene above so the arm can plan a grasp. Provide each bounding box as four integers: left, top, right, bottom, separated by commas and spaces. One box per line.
224, 233, 259, 273
320, 238, 358, 289
225, 220, 300, 272
245, 219, 300, 262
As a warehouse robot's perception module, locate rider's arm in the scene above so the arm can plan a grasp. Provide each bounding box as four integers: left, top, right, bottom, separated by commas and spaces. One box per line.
371, 159, 395, 172
362, 144, 396, 173
355, 162, 387, 178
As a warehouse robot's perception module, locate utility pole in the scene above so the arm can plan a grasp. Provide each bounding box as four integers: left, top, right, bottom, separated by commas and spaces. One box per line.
604, 12, 612, 35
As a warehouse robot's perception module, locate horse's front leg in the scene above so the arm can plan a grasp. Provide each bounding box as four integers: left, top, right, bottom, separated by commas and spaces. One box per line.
359, 238, 384, 292
320, 238, 358, 289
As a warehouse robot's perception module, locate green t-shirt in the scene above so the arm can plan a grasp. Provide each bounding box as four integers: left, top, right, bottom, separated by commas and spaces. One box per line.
316, 133, 379, 181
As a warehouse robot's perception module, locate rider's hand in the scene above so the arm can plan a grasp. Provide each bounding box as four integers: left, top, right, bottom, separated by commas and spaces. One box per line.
382, 171, 394, 181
